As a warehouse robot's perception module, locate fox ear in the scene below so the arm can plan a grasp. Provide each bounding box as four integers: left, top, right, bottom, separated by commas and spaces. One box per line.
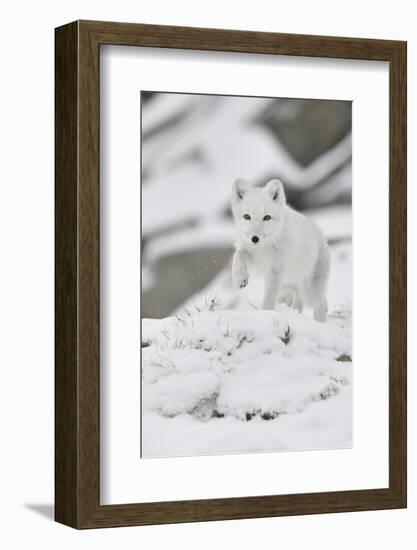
264, 179, 285, 205
233, 178, 250, 200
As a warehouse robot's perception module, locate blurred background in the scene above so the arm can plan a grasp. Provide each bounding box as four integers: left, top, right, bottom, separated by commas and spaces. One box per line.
141, 92, 352, 319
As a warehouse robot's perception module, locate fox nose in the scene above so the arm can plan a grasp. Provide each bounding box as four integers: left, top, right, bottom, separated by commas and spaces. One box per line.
251, 236, 259, 244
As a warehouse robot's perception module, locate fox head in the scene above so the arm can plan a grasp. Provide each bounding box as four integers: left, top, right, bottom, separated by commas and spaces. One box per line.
231, 178, 286, 247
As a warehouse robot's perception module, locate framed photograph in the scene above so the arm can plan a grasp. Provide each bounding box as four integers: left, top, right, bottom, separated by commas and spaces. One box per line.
55, 20, 407, 528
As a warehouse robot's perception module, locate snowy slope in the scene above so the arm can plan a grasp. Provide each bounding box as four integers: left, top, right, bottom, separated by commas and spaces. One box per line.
141, 304, 352, 458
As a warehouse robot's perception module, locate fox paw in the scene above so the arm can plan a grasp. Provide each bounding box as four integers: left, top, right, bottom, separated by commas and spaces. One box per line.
232, 273, 249, 289
238, 278, 248, 289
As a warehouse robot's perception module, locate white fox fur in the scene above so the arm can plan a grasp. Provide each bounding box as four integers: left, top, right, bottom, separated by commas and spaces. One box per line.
231, 178, 330, 322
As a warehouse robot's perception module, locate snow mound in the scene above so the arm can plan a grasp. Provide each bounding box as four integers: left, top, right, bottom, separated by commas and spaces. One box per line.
142, 306, 352, 422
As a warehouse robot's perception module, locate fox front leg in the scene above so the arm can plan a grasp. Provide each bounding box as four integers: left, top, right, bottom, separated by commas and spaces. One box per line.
262, 268, 282, 310
232, 249, 249, 289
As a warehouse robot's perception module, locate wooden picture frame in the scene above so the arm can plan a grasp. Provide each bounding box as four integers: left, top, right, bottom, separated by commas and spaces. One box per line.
55, 20, 407, 529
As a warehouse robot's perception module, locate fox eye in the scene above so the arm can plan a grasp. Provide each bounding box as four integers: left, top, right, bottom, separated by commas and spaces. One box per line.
243, 214, 251, 220
263, 215, 272, 221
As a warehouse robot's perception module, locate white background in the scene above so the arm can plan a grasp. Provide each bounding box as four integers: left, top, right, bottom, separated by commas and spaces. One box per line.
0, 1, 415, 548
101, 46, 389, 503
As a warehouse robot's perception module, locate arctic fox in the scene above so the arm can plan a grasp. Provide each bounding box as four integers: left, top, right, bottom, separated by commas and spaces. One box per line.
231, 178, 330, 322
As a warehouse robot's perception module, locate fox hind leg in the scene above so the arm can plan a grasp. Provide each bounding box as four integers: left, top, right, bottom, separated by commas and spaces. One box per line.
293, 290, 304, 313
262, 268, 283, 310
313, 300, 328, 322
308, 244, 330, 323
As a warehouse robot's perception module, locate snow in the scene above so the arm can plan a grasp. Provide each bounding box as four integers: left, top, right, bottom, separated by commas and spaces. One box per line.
143, 389, 352, 457
142, 305, 352, 458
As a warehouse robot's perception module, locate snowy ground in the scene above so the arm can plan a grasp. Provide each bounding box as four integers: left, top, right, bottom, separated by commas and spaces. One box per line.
141, 243, 352, 458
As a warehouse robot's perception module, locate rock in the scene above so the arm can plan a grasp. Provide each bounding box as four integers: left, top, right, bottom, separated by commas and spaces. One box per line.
142, 246, 233, 318
260, 99, 352, 166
